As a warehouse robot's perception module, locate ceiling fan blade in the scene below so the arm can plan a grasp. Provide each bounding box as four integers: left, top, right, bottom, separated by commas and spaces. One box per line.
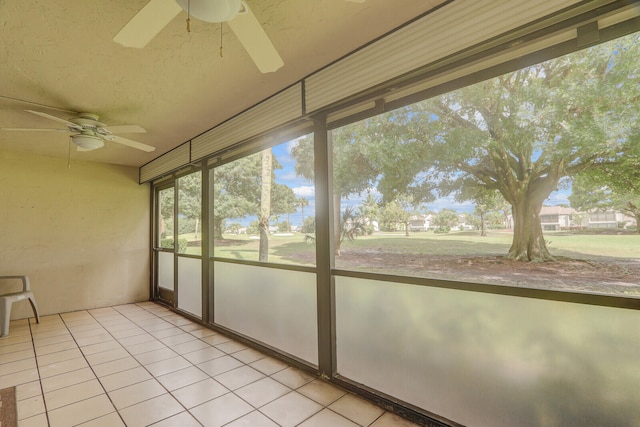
0, 95, 77, 114
1, 128, 69, 132
227, 3, 284, 73
107, 135, 156, 152
25, 110, 80, 129
102, 125, 147, 134
113, 0, 182, 48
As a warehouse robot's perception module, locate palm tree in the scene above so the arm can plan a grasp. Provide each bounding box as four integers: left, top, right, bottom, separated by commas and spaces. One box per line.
259, 148, 272, 262
297, 197, 309, 228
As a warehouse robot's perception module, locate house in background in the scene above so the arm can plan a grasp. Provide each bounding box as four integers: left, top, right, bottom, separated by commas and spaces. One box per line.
586, 209, 636, 229
539, 205, 578, 230
408, 214, 433, 232
539, 206, 637, 231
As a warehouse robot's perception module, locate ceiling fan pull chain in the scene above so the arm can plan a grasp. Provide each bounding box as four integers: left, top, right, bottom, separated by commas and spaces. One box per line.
186, 0, 191, 32
67, 137, 72, 169
220, 23, 224, 58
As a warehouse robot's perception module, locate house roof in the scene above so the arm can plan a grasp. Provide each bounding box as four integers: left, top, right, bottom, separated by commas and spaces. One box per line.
539, 206, 577, 215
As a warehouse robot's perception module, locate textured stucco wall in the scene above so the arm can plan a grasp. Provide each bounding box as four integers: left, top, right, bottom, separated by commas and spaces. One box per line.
0, 150, 150, 318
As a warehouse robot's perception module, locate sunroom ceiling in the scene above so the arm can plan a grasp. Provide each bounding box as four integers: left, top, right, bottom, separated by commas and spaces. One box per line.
0, 0, 445, 168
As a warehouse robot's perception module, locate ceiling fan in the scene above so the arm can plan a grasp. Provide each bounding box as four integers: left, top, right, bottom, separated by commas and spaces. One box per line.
113, 0, 284, 73
1, 110, 155, 152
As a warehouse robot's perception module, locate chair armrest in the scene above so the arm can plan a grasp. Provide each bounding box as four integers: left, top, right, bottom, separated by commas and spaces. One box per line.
0, 275, 30, 292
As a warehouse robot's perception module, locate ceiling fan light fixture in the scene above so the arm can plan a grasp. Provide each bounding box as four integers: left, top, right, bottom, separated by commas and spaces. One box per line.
72, 134, 104, 150
176, 0, 242, 23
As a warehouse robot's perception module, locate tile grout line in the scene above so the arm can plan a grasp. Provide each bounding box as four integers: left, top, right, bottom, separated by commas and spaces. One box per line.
91, 304, 204, 426
127, 303, 292, 427
58, 309, 129, 427
113, 303, 263, 425
21, 302, 385, 427
130, 303, 277, 426
28, 314, 54, 427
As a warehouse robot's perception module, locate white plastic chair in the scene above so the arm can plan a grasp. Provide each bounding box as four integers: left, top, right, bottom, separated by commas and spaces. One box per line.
0, 276, 40, 337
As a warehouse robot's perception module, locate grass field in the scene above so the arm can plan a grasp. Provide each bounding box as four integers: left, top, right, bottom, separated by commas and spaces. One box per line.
210, 230, 640, 263
205, 229, 640, 296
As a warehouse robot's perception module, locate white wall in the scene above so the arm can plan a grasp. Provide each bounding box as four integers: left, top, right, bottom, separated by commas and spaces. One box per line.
0, 150, 150, 318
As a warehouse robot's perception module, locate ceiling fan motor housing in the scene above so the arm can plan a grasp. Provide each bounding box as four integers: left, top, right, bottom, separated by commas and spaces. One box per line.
68, 114, 106, 129
176, 0, 242, 22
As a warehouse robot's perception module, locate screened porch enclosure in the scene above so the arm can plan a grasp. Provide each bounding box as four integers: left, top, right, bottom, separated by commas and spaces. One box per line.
144, 2, 640, 426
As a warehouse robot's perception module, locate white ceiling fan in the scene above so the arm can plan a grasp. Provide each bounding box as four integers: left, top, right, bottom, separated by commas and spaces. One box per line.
113, 0, 284, 73
1, 110, 155, 152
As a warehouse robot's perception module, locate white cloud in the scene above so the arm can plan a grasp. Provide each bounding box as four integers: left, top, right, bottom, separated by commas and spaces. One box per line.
277, 171, 300, 181
546, 190, 570, 205
293, 186, 315, 197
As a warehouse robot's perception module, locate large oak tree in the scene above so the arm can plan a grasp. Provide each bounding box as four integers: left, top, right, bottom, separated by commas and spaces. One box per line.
420, 34, 640, 260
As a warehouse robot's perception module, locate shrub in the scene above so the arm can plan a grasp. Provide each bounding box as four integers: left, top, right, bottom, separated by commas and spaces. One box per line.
177, 238, 189, 253
160, 238, 174, 249
301, 217, 315, 234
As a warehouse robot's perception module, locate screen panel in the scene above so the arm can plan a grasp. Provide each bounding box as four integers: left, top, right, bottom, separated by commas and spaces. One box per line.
335, 276, 640, 427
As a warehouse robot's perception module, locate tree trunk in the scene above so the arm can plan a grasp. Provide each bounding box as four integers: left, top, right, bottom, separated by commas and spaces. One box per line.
507, 198, 553, 262
213, 217, 224, 240
405, 221, 410, 237
159, 217, 166, 239
259, 149, 272, 262
622, 203, 640, 235
503, 209, 512, 229
480, 212, 487, 237
334, 193, 342, 256
258, 221, 269, 261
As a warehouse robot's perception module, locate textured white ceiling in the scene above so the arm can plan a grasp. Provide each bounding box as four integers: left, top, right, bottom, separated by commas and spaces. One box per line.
0, 0, 445, 167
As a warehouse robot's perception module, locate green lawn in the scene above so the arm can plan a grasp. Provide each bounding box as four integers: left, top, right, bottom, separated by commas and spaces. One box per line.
187, 229, 640, 295
213, 233, 315, 264
207, 230, 640, 265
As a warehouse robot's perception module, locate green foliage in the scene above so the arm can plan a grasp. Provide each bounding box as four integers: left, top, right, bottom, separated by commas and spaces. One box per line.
341, 206, 368, 242
178, 217, 197, 235
160, 236, 192, 253
271, 184, 298, 217
176, 238, 188, 254
290, 33, 640, 258
380, 200, 409, 232
432, 209, 460, 229
290, 135, 314, 181
246, 221, 259, 235
485, 211, 505, 229
276, 221, 290, 232
160, 238, 174, 249
301, 217, 315, 234
178, 172, 201, 222
570, 137, 640, 233
357, 193, 380, 222
159, 187, 174, 221
213, 147, 302, 241
428, 35, 640, 257
226, 223, 242, 234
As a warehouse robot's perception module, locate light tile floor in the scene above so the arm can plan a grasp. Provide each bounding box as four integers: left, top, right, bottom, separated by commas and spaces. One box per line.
0, 302, 419, 427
